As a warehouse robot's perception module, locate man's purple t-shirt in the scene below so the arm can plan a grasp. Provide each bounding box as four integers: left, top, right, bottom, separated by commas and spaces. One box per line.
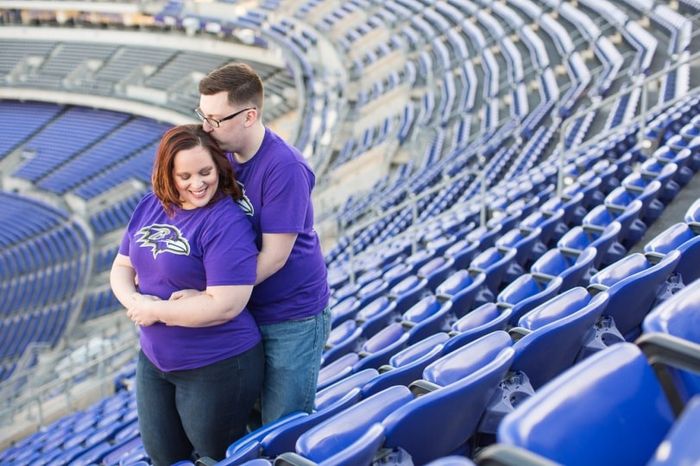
231, 128, 330, 325
119, 192, 261, 372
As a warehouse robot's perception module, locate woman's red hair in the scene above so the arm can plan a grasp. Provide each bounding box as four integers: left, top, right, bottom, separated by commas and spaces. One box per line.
151, 124, 242, 216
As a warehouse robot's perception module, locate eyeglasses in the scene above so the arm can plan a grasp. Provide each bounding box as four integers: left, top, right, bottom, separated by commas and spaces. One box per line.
194, 107, 255, 128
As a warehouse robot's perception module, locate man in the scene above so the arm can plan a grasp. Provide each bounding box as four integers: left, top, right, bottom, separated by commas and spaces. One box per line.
195, 62, 331, 424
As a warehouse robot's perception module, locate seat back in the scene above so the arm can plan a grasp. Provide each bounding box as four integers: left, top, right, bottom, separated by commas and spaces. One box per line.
469, 247, 517, 293
444, 303, 512, 354
644, 282, 700, 398
512, 290, 609, 388
296, 386, 413, 464
361, 333, 450, 398
382, 332, 515, 465
590, 251, 680, 338
644, 223, 700, 284
498, 343, 675, 466
684, 198, 700, 224
498, 274, 563, 325
444, 271, 487, 318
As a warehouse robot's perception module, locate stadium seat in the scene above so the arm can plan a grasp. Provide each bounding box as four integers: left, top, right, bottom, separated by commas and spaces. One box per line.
558, 221, 624, 269
361, 332, 450, 398
588, 251, 681, 341
402, 296, 454, 345
442, 303, 512, 354
444, 239, 481, 270
355, 296, 398, 338
582, 200, 645, 248
509, 287, 609, 389
480, 337, 700, 466
275, 386, 413, 466
221, 370, 378, 465
604, 181, 663, 224
425, 456, 476, 466
685, 197, 700, 224
380, 332, 515, 464
644, 222, 700, 286
530, 246, 597, 291
647, 396, 700, 466
644, 281, 700, 400
435, 270, 491, 317
497, 274, 563, 325
468, 247, 518, 294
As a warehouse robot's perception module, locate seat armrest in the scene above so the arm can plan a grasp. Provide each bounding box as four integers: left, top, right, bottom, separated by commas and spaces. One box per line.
408, 379, 441, 396
274, 452, 319, 466
636, 332, 700, 416
508, 327, 531, 342
476, 443, 561, 466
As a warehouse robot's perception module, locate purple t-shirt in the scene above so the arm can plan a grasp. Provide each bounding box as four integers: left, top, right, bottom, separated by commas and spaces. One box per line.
119, 192, 260, 371
231, 128, 330, 324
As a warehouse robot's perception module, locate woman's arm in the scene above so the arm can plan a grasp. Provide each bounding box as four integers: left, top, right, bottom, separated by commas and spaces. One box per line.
110, 254, 160, 326
129, 284, 253, 328
110, 253, 141, 308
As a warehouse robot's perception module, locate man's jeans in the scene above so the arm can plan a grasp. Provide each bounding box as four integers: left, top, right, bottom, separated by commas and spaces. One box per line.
136, 343, 264, 465
259, 306, 331, 424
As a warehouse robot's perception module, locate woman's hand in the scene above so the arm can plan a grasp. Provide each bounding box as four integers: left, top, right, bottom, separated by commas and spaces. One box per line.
127, 293, 161, 327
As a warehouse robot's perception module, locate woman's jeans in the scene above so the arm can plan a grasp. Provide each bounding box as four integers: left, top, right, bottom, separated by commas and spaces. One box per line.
136, 342, 264, 466
259, 306, 332, 424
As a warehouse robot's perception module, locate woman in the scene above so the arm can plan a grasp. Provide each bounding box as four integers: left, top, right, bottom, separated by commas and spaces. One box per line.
110, 124, 263, 465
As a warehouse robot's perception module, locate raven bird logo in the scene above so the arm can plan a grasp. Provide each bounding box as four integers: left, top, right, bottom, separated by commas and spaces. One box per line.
237, 181, 254, 216
136, 224, 191, 259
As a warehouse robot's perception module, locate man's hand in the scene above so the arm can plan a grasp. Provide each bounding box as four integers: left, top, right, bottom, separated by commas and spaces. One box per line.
169, 289, 205, 300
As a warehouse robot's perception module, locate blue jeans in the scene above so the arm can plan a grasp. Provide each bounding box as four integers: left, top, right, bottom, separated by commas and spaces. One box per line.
259, 307, 331, 424
136, 343, 264, 466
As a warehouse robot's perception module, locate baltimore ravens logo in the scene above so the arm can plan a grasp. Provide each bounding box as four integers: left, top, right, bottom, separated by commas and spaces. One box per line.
136, 224, 191, 259
236, 181, 254, 216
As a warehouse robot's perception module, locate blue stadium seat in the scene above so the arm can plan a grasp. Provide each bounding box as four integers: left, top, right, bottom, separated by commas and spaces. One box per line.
443, 303, 512, 354
644, 281, 700, 400
435, 270, 491, 317
361, 332, 449, 398
380, 332, 514, 464
510, 287, 609, 389
588, 251, 681, 341
221, 369, 378, 465
275, 386, 413, 466
481, 338, 700, 466
644, 222, 700, 286
530, 246, 597, 291
647, 396, 700, 466
557, 221, 624, 269
685, 197, 700, 224
582, 200, 645, 248
468, 247, 518, 294
497, 274, 563, 325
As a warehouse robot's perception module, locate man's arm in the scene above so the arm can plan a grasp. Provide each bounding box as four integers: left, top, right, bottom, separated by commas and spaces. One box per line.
256, 232, 297, 284
130, 284, 253, 327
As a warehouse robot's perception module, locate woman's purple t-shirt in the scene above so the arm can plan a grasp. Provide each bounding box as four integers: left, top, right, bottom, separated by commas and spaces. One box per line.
119, 192, 261, 371
231, 128, 330, 324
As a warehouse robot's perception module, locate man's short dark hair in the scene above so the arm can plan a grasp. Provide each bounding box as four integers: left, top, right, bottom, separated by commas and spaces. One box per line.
199, 62, 264, 111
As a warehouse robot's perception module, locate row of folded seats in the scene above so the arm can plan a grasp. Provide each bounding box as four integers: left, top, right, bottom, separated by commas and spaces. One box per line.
320, 99, 700, 373
211, 169, 700, 465
478, 279, 700, 466
204, 95, 700, 464
1, 86, 698, 466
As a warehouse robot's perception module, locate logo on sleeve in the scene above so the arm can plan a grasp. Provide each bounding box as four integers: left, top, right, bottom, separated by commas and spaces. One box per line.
136, 224, 191, 259
236, 181, 254, 216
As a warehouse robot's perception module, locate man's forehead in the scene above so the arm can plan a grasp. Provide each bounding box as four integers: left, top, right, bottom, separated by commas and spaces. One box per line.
199, 92, 232, 114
